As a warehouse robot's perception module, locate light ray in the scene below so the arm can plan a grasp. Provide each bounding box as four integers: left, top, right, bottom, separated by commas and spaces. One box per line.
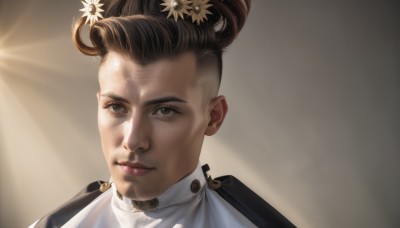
0, 0, 35, 46
0, 36, 70, 74
0, 0, 69, 79
1, 36, 65, 52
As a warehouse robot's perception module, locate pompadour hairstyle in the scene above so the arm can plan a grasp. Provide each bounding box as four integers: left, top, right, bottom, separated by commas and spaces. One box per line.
73, 0, 251, 85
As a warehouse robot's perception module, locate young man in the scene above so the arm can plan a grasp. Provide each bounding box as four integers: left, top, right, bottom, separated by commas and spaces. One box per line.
31, 0, 294, 227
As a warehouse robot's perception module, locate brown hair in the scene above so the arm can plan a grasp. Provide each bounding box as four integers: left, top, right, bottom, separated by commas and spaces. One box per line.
72, 0, 251, 84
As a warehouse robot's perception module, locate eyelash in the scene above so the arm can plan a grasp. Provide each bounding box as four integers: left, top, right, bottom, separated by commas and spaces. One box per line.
153, 105, 180, 118
103, 102, 127, 115
103, 102, 180, 119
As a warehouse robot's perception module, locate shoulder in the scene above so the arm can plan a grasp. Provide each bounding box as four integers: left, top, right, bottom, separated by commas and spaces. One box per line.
31, 181, 110, 228
202, 164, 296, 228
214, 175, 296, 228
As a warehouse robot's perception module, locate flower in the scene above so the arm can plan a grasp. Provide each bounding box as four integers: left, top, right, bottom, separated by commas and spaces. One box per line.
80, 0, 104, 26
161, 0, 192, 22
190, 0, 212, 25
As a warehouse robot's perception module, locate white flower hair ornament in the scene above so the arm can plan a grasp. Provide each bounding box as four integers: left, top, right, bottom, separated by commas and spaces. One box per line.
161, 0, 213, 24
80, 0, 104, 26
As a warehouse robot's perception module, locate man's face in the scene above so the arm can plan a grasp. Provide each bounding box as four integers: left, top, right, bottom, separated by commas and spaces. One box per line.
97, 51, 212, 200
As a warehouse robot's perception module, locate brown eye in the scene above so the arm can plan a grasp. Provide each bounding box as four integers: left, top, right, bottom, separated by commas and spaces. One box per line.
159, 107, 173, 115
111, 104, 123, 112
106, 103, 127, 114
153, 105, 179, 117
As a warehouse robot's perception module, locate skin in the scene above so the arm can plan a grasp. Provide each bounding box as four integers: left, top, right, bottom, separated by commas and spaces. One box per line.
97, 51, 228, 200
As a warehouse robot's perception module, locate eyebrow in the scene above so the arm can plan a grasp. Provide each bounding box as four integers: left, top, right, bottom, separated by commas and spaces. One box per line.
101, 93, 130, 104
101, 93, 187, 106
144, 96, 187, 106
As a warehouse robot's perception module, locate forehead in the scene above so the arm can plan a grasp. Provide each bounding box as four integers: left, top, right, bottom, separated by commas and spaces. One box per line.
98, 51, 201, 100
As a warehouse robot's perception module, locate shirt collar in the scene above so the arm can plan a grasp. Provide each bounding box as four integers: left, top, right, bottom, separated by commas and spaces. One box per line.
112, 162, 207, 212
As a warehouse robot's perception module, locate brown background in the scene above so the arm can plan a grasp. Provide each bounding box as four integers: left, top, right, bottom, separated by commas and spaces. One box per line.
1, 0, 399, 227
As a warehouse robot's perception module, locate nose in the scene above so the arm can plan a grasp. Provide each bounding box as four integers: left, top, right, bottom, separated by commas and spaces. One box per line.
122, 114, 150, 154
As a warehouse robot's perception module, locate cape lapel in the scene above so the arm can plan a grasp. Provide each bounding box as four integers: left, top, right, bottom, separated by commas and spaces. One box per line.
34, 181, 106, 228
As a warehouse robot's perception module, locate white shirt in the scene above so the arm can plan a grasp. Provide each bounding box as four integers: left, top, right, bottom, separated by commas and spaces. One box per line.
31, 163, 256, 228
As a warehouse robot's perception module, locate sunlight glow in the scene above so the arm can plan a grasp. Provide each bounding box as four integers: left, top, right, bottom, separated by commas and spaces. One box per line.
0, 49, 5, 59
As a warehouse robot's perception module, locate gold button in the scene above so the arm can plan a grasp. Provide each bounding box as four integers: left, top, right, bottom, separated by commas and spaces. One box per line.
99, 182, 111, 192
132, 198, 159, 211
190, 179, 201, 193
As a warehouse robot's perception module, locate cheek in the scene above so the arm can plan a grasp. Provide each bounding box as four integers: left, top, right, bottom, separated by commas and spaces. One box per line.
154, 115, 206, 155
98, 111, 123, 151
97, 111, 109, 141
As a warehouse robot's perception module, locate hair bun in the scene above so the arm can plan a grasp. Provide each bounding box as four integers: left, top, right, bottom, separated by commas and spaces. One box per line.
208, 0, 250, 48
73, 0, 250, 56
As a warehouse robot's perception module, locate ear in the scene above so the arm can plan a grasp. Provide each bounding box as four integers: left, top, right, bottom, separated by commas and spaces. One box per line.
96, 92, 100, 102
205, 95, 228, 136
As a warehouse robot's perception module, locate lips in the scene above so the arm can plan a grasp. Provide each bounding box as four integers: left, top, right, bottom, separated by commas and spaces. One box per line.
117, 161, 155, 176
